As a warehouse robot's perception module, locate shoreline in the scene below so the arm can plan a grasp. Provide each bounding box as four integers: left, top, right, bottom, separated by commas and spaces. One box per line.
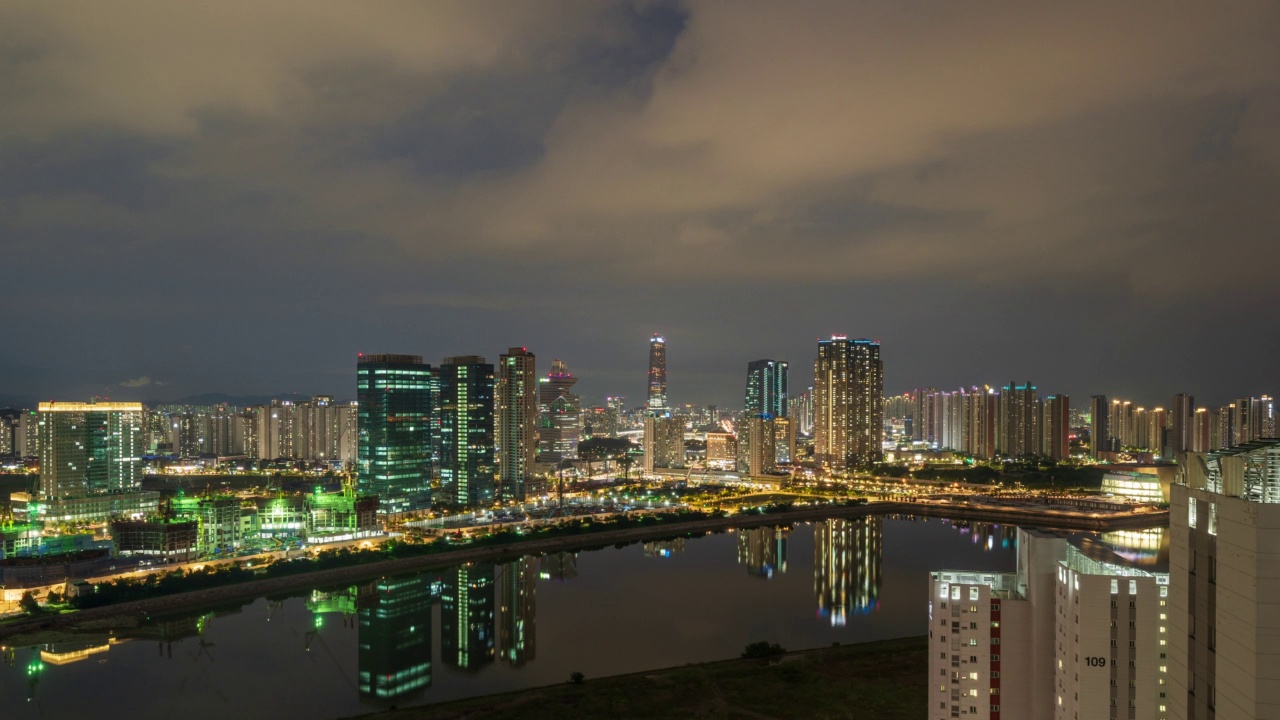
0, 501, 1166, 642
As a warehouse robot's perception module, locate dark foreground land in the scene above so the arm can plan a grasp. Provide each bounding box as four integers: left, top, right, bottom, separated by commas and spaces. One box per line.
352, 637, 927, 720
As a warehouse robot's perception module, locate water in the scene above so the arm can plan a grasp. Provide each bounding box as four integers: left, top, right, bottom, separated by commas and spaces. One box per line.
1, 517, 1147, 719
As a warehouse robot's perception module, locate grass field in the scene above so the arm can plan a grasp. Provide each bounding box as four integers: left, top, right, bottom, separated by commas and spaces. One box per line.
354, 636, 926, 720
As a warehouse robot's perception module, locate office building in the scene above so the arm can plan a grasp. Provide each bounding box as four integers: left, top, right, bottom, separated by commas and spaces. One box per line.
813, 336, 883, 470
538, 359, 580, 463
439, 356, 496, 507
496, 348, 537, 501
744, 359, 789, 419
705, 432, 737, 466
647, 334, 668, 410
1171, 440, 1280, 719
38, 401, 144, 500
356, 354, 432, 513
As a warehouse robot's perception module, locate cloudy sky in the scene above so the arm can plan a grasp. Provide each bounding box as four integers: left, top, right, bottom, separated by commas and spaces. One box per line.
2, 1, 1278, 408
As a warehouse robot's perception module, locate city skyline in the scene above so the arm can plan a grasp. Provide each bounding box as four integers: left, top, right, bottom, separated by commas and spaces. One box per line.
2, 3, 1278, 410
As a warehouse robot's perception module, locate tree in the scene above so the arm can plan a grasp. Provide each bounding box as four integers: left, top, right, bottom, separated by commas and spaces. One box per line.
569, 671, 586, 685
19, 591, 40, 614
741, 641, 786, 659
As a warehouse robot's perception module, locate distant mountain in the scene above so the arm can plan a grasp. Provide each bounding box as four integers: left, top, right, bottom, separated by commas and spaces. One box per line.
143, 392, 325, 407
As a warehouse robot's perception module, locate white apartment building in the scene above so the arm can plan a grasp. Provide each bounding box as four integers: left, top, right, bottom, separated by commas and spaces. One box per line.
929, 528, 1066, 720
1171, 440, 1280, 720
1053, 545, 1169, 720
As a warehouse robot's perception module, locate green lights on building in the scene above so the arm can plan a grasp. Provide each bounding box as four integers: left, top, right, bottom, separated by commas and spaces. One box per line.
357, 354, 433, 513
440, 356, 495, 507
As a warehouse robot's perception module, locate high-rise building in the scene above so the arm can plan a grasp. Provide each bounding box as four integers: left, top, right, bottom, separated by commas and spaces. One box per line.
16, 409, 41, 457
1147, 406, 1168, 457
356, 354, 432, 514
1171, 440, 1280, 719
744, 359, 789, 419
1170, 393, 1195, 457
497, 557, 537, 667
538, 359, 580, 464
643, 412, 684, 473
439, 356, 495, 508
1191, 407, 1210, 452
789, 387, 814, 436
38, 401, 144, 500
1210, 404, 1235, 451
737, 415, 776, 476
357, 575, 433, 700
997, 381, 1039, 457
496, 348, 537, 501
1041, 394, 1070, 461
647, 334, 667, 410
1089, 395, 1110, 458
442, 562, 496, 671
813, 336, 883, 470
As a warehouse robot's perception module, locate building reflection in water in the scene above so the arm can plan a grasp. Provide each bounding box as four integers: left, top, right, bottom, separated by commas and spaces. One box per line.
737, 526, 788, 578
1095, 527, 1167, 568
357, 575, 433, 701
497, 557, 536, 667
643, 538, 686, 558
946, 519, 1018, 552
813, 516, 882, 626
539, 551, 578, 581
442, 562, 496, 671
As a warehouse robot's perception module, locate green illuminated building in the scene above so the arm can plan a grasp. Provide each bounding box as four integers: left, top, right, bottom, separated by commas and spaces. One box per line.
357, 354, 433, 513
37, 401, 144, 500
439, 356, 495, 507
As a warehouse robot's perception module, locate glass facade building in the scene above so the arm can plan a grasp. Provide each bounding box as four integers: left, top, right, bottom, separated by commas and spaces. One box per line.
356, 354, 432, 514
439, 356, 495, 507
37, 401, 144, 500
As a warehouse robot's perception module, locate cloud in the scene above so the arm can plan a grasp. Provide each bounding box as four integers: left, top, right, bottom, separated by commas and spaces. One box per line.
118, 376, 154, 388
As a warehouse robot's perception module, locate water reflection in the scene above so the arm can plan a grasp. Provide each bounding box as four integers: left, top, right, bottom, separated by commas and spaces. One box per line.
358, 575, 433, 700
814, 517, 883, 626
2, 518, 1032, 718
738, 526, 789, 578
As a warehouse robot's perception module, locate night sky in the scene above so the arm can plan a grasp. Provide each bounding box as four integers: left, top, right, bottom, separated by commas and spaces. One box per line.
2, 1, 1278, 409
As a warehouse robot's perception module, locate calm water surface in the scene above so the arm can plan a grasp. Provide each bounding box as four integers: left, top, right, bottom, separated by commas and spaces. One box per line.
1, 517, 1149, 719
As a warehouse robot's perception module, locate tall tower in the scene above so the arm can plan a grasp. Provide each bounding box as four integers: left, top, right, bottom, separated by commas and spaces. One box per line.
38, 401, 144, 499
497, 348, 537, 501
440, 356, 496, 507
744, 359, 789, 419
999, 381, 1039, 458
647, 334, 667, 410
1041, 394, 1070, 461
813, 336, 883, 470
357, 354, 432, 513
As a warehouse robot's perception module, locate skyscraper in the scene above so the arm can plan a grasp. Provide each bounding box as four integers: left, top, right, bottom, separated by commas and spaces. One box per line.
813, 336, 883, 470
38, 401, 144, 500
356, 354, 432, 514
1170, 393, 1195, 457
744, 359, 789, 419
1089, 395, 1110, 458
496, 348, 537, 501
647, 334, 667, 410
998, 381, 1039, 457
439, 356, 495, 507
538, 359, 580, 463
1041, 394, 1070, 461
643, 412, 684, 473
